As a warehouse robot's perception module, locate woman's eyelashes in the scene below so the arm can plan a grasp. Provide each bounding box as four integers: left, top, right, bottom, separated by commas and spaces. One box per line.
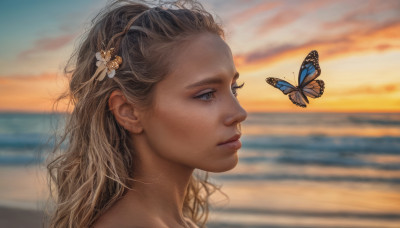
195, 82, 245, 101
232, 82, 245, 97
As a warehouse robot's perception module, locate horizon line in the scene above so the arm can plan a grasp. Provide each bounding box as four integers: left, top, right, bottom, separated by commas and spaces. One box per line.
0, 110, 399, 115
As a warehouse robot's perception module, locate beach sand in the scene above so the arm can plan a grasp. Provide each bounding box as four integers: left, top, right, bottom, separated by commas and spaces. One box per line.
0, 165, 48, 227
1, 166, 400, 227
0, 206, 44, 228
1, 203, 399, 228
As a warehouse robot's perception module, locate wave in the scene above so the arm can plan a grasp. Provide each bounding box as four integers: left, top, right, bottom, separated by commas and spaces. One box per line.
211, 207, 400, 220
207, 223, 384, 228
243, 112, 400, 127
238, 154, 400, 171
347, 114, 400, 126
241, 135, 400, 154
239, 135, 400, 170
214, 173, 400, 183
0, 133, 52, 150
0, 151, 44, 165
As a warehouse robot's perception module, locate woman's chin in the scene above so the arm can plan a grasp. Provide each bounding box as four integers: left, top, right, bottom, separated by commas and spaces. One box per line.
202, 153, 239, 173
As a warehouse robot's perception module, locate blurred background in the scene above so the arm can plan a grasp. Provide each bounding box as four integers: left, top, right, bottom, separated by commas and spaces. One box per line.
0, 0, 399, 227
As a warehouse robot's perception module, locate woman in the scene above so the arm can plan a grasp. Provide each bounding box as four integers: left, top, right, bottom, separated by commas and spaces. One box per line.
47, 0, 247, 227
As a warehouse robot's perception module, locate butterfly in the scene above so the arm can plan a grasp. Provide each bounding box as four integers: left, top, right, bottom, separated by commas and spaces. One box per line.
265, 50, 324, 108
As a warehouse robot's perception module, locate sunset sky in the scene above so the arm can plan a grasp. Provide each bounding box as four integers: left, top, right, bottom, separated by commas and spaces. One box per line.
0, 0, 399, 112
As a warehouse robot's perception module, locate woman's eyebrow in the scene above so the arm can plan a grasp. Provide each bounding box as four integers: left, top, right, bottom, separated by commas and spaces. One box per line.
186, 72, 239, 89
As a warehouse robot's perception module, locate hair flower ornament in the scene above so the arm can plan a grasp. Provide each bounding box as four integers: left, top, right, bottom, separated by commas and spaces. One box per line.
92, 48, 122, 81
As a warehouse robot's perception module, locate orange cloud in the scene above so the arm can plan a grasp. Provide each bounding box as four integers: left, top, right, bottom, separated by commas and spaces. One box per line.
231, 1, 281, 23
18, 34, 75, 59
257, 9, 301, 34
232, 0, 338, 29
323, 1, 400, 30
331, 84, 400, 96
0, 73, 68, 112
234, 21, 400, 73
256, 0, 339, 35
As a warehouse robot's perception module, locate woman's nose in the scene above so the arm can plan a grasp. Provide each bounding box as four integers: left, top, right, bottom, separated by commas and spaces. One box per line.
223, 98, 247, 126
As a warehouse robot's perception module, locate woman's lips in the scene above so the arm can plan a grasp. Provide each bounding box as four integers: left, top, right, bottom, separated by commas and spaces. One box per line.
218, 134, 242, 150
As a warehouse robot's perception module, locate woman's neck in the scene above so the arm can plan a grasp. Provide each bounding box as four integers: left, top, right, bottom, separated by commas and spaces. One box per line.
94, 134, 196, 228
127, 159, 194, 227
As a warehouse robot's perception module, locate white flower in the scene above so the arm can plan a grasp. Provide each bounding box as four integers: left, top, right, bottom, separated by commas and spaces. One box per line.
95, 52, 106, 67
108, 70, 116, 78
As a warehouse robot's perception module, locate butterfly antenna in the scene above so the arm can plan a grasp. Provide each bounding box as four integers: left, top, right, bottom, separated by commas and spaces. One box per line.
292, 72, 296, 85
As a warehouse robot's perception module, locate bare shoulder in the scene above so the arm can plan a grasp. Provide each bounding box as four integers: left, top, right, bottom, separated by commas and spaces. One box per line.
92, 207, 161, 228
92, 213, 121, 228
93, 216, 147, 228
92, 207, 140, 228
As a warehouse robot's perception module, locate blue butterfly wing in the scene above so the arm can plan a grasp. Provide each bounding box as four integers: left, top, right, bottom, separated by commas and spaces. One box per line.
298, 50, 321, 87
266, 77, 296, 95
266, 77, 308, 107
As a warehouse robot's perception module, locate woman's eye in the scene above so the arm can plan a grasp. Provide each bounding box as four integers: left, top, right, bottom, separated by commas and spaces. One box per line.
195, 90, 216, 101
231, 82, 245, 97
195, 82, 244, 101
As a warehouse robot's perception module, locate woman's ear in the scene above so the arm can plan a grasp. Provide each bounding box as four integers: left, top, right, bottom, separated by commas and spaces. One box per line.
108, 90, 144, 134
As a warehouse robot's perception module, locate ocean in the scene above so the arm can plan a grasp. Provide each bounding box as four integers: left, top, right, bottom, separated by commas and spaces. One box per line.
0, 112, 399, 227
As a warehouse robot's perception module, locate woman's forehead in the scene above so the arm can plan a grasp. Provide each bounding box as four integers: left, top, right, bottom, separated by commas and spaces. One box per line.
166, 33, 236, 86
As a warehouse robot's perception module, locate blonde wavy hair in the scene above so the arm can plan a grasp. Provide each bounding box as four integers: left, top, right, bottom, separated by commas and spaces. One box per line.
47, 0, 226, 227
